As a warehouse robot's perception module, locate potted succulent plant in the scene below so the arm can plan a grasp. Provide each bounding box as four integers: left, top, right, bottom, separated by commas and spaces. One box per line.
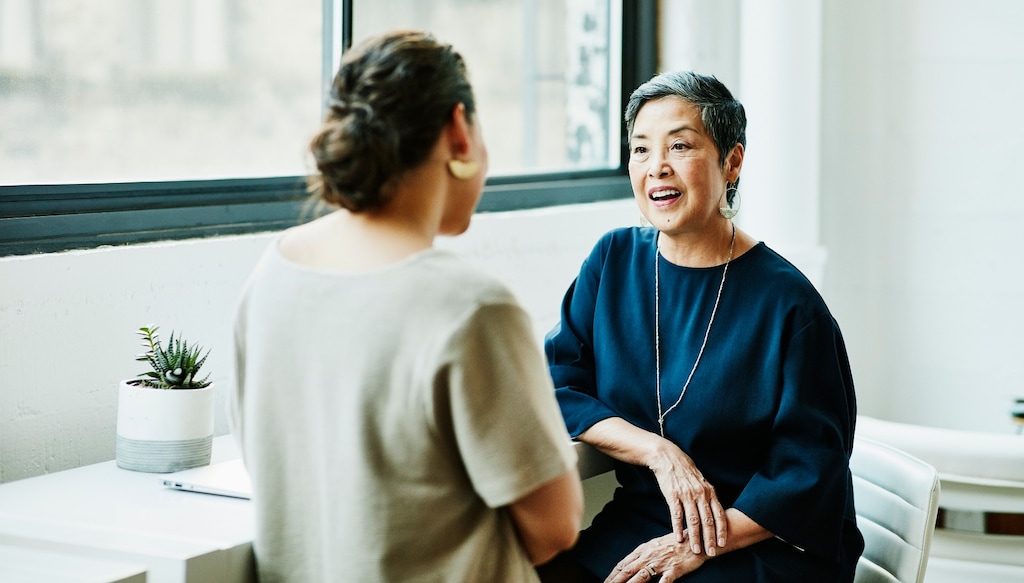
115, 325, 216, 473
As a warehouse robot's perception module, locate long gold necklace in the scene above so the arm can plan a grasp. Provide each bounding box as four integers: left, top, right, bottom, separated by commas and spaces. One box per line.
655, 224, 736, 437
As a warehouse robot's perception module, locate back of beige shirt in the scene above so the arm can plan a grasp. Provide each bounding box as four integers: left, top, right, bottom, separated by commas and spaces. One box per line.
230, 239, 576, 583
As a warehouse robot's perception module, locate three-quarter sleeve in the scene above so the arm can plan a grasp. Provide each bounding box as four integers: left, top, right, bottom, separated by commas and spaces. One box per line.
731, 311, 858, 559
544, 240, 623, 438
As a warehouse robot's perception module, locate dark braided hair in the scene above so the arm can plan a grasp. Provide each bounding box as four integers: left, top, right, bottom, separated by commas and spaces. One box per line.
308, 30, 477, 212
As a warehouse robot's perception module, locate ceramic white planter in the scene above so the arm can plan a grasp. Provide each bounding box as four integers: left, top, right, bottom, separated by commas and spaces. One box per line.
115, 379, 215, 473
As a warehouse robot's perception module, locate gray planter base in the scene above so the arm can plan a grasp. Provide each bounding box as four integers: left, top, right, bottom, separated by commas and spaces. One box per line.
115, 434, 213, 473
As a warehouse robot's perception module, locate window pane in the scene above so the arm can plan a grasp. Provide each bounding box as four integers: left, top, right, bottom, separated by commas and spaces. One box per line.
0, 0, 322, 185
352, 0, 621, 176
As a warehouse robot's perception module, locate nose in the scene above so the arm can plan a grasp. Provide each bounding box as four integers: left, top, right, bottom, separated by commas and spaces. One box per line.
647, 149, 671, 178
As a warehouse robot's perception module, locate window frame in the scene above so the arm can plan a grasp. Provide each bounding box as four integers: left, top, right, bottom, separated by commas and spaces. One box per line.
0, 0, 655, 257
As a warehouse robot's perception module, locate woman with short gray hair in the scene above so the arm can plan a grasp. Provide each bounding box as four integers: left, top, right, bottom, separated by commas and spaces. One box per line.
540, 71, 864, 582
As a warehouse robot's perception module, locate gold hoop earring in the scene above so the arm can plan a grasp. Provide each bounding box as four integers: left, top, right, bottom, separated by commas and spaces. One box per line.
719, 184, 740, 219
447, 159, 480, 180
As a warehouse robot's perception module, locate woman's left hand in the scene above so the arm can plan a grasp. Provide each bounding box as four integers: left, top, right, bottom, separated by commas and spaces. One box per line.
645, 437, 726, 555
603, 533, 706, 583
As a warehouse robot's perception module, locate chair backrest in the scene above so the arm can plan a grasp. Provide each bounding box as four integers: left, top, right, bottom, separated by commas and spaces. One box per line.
851, 436, 941, 583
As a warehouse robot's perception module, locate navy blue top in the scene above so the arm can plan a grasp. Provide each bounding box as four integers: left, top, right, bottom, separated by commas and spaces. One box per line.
545, 227, 864, 581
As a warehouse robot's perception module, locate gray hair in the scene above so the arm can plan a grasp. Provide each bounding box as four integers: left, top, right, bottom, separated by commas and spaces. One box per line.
624, 71, 746, 194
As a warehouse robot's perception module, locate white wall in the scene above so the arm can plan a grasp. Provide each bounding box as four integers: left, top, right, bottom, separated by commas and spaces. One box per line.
0, 233, 269, 483
818, 0, 1024, 430
0, 200, 637, 484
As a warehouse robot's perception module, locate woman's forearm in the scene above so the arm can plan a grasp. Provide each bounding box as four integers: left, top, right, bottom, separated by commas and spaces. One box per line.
604, 509, 776, 583
579, 416, 727, 551
716, 508, 773, 554
576, 416, 672, 468
579, 417, 772, 558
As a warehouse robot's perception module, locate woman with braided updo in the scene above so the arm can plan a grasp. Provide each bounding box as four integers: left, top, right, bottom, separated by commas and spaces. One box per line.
229, 30, 583, 583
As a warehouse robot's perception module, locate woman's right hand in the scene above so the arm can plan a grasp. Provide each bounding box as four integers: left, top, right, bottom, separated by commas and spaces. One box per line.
645, 438, 727, 557
578, 417, 728, 557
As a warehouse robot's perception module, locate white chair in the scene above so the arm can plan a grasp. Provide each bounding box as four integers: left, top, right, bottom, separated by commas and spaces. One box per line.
851, 436, 941, 583
856, 416, 1024, 583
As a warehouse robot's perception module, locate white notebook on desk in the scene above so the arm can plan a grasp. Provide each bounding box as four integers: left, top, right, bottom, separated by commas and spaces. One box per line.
161, 458, 253, 500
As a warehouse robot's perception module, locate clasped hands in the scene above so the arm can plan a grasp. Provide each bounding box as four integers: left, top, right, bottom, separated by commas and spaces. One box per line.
604, 439, 727, 583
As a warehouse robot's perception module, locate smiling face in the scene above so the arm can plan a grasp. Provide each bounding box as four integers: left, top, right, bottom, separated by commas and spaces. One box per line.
628, 96, 742, 239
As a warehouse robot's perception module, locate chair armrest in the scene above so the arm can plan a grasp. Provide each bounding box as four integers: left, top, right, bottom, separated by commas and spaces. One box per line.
858, 415, 1024, 513
573, 441, 615, 480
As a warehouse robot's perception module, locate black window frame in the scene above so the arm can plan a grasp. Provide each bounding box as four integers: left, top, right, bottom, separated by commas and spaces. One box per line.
0, 0, 655, 257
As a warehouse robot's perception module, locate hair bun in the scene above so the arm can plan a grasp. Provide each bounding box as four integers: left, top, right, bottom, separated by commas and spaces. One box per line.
310, 103, 397, 212
308, 30, 477, 213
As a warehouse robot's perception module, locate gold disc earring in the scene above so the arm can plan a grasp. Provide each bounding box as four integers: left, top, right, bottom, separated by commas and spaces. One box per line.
447, 159, 480, 180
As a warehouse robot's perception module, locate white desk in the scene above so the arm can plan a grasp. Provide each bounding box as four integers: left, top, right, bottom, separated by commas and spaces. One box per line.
0, 435, 254, 583
0, 542, 148, 583
0, 437, 615, 583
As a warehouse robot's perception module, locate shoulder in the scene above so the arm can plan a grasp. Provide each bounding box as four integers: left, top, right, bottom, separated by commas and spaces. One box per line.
236, 234, 290, 299
737, 243, 835, 323
742, 244, 819, 294
232, 234, 295, 337
583, 226, 655, 268
593, 226, 653, 252
411, 252, 522, 320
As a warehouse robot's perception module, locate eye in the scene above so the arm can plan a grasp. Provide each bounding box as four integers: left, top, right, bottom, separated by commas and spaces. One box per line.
630, 145, 650, 161
671, 141, 690, 151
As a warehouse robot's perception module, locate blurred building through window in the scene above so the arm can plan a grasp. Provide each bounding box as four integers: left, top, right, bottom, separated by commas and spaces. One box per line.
0, 0, 619, 186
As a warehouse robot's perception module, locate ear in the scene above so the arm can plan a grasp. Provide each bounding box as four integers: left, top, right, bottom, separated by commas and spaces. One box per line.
445, 103, 473, 158
724, 142, 745, 182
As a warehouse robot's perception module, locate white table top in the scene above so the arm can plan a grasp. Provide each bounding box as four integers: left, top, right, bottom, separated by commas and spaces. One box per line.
0, 542, 147, 583
0, 436, 616, 583
0, 435, 254, 583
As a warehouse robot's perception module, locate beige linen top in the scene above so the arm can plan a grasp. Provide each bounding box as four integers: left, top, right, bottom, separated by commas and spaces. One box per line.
230, 239, 576, 583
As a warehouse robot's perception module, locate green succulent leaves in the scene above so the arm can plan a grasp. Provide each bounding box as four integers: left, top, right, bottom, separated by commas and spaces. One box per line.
133, 325, 212, 389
